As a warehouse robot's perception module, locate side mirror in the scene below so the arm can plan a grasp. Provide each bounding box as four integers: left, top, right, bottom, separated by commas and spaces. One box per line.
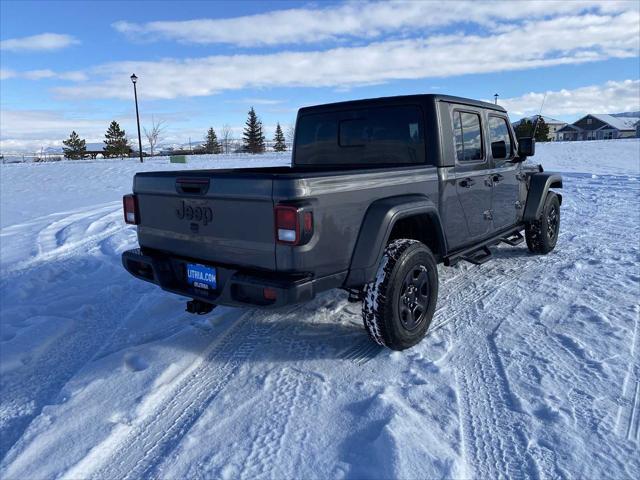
517, 137, 535, 158
491, 140, 507, 159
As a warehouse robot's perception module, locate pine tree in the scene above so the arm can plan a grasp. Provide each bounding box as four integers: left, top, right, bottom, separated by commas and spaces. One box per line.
534, 117, 550, 142
515, 116, 551, 142
104, 121, 130, 158
515, 119, 534, 139
62, 131, 86, 159
243, 107, 266, 154
273, 123, 286, 152
205, 127, 222, 154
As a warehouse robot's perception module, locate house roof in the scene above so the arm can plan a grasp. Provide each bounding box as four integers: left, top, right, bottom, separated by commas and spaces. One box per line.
513, 115, 567, 126
556, 124, 580, 133
585, 114, 640, 131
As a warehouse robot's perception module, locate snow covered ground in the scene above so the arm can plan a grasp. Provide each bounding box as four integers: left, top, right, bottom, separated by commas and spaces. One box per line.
0, 141, 638, 479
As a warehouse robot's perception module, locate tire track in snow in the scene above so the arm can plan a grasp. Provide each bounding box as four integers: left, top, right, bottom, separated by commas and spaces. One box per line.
4, 202, 126, 273
74, 303, 311, 480
0, 264, 141, 462
236, 321, 328, 479
456, 330, 535, 480
68, 314, 268, 480
339, 336, 383, 365
616, 314, 640, 443
239, 368, 307, 480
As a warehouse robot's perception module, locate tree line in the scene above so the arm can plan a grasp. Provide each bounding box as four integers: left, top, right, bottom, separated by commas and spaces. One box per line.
61, 107, 290, 159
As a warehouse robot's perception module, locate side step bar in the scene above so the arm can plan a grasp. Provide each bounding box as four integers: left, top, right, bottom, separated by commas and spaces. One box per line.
500, 231, 524, 246
444, 226, 524, 267
461, 246, 492, 265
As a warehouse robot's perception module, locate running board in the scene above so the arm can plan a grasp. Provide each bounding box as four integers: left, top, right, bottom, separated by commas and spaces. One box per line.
500, 231, 524, 246
444, 226, 524, 267
461, 246, 493, 265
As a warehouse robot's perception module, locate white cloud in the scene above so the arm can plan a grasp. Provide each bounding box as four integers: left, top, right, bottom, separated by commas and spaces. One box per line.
0, 33, 79, 52
0, 109, 218, 153
112, 0, 636, 47
57, 11, 640, 100
1, 69, 88, 81
0, 68, 16, 80
235, 98, 283, 106
499, 80, 640, 117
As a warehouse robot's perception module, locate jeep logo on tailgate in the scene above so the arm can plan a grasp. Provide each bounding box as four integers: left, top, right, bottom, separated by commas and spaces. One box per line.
176, 200, 213, 225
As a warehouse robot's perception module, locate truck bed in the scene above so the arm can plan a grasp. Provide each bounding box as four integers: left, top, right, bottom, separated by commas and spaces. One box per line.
133, 164, 439, 275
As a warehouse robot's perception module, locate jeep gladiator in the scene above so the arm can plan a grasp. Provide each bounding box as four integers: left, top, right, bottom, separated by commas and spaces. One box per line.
122, 94, 562, 350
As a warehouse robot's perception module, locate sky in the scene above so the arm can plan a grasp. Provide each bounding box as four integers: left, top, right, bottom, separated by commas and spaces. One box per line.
1, 0, 639, 152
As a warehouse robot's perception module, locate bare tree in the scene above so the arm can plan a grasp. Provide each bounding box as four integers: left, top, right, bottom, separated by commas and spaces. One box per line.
221, 124, 233, 154
143, 116, 166, 157
286, 123, 296, 149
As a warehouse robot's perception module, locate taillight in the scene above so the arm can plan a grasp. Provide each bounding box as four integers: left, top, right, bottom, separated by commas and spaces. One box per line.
123, 194, 139, 225
275, 205, 299, 244
275, 204, 313, 245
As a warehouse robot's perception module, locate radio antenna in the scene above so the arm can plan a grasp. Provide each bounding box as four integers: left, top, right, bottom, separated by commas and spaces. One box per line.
531, 93, 547, 139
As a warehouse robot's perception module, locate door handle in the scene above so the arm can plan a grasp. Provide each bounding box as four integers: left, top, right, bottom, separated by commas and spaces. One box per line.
492, 173, 503, 183
459, 178, 475, 188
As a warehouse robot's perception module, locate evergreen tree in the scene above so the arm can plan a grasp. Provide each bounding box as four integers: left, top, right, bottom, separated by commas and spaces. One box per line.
515, 116, 551, 142
514, 119, 534, 139
104, 121, 130, 158
534, 117, 550, 142
205, 127, 222, 154
273, 123, 287, 152
62, 131, 86, 159
243, 107, 266, 154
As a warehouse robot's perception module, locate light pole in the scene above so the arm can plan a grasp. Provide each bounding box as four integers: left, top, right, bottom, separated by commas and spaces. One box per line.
494, 93, 499, 105
130, 73, 144, 163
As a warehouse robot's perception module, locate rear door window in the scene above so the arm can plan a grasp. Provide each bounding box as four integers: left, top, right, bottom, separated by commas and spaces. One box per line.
453, 111, 484, 162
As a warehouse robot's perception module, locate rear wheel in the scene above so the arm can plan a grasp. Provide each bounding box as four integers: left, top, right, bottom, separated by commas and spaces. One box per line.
362, 239, 438, 350
526, 192, 560, 254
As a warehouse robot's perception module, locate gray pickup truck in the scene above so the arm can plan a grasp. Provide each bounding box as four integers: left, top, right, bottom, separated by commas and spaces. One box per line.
122, 94, 562, 350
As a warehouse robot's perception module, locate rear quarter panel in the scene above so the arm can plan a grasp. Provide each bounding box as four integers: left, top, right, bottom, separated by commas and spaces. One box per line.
273, 167, 439, 277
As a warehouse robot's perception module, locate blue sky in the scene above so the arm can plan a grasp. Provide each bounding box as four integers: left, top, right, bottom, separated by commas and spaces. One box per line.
1, 0, 639, 151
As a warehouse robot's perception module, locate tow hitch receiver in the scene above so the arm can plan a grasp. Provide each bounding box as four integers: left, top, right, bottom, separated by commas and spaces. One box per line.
186, 299, 216, 315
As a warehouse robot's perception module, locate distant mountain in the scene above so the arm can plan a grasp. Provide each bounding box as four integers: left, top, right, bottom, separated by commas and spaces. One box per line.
611, 111, 640, 118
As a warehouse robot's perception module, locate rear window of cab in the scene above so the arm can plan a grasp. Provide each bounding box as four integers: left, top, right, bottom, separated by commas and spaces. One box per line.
294, 105, 425, 166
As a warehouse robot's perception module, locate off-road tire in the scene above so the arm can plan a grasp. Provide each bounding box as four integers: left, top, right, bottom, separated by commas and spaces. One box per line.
362, 239, 438, 351
526, 192, 560, 254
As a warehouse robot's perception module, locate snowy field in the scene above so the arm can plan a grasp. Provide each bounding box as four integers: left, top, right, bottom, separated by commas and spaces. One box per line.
0, 141, 639, 479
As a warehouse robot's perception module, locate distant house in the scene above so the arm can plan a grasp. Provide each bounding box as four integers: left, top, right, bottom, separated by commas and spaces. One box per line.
556, 114, 640, 141
84, 142, 107, 159
513, 115, 567, 141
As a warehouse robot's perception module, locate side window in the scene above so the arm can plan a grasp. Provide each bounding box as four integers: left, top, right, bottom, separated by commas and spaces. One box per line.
453, 111, 483, 162
488, 116, 513, 160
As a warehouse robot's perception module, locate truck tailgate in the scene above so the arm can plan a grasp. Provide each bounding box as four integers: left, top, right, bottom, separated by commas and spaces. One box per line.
133, 172, 275, 270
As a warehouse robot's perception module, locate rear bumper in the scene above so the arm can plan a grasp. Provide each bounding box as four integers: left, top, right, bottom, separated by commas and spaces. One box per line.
122, 248, 331, 308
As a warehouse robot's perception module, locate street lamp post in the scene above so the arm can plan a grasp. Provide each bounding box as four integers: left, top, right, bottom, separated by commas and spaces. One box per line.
494, 93, 499, 105
130, 73, 144, 163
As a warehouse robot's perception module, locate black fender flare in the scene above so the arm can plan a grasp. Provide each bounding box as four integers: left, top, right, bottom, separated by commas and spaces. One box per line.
345, 195, 446, 287
523, 172, 563, 222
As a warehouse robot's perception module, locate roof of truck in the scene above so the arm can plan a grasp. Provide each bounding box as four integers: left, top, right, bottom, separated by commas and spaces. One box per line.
298, 93, 506, 114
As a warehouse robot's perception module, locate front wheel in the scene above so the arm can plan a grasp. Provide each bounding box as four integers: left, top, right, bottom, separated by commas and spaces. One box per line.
362, 239, 438, 351
526, 192, 560, 254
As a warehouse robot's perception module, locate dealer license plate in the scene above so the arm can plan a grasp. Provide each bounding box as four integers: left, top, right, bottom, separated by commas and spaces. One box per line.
186, 263, 217, 290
